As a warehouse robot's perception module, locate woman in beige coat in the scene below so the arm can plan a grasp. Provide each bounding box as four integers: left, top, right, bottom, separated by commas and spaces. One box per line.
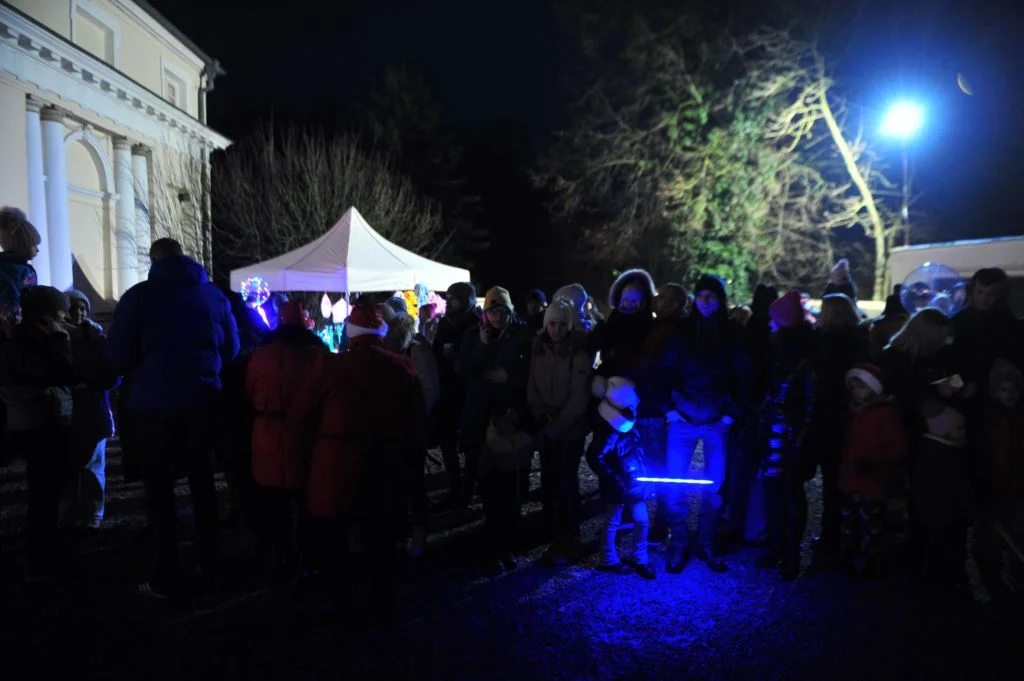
527, 300, 594, 564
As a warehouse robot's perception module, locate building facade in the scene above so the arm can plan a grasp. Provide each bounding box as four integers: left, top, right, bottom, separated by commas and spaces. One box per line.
0, 0, 229, 312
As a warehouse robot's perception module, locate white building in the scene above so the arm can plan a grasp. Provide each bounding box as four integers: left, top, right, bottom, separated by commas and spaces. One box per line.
0, 0, 230, 312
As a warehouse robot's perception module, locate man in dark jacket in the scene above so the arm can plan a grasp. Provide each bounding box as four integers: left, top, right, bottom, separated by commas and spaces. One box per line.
106, 238, 240, 597
665, 274, 753, 574
432, 282, 481, 507
525, 289, 548, 334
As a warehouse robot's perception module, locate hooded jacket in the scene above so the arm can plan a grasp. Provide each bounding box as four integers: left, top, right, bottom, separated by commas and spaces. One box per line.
106, 255, 240, 411
527, 328, 593, 441
672, 275, 753, 425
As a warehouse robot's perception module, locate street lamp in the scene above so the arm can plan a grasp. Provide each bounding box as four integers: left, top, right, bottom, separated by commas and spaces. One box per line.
881, 101, 924, 246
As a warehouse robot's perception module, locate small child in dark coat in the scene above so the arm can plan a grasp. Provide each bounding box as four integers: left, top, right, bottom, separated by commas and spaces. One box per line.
478, 406, 533, 572
838, 363, 908, 575
588, 377, 656, 580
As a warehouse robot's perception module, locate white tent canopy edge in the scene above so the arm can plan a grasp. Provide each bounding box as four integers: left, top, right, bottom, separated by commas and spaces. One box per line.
228, 206, 470, 293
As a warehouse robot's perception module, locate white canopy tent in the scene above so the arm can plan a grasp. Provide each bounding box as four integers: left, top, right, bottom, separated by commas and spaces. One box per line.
229, 207, 471, 293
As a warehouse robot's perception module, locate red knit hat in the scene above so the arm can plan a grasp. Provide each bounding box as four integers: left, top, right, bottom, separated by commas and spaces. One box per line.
279, 300, 313, 329
845, 363, 884, 395
769, 290, 804, 329
347, 302, 387, 338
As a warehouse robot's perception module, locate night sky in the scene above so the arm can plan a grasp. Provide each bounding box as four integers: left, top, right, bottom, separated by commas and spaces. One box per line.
150, 0, 1024, 247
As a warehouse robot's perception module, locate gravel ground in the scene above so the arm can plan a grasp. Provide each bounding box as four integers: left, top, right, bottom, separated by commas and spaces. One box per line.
2, 445, 1021, 681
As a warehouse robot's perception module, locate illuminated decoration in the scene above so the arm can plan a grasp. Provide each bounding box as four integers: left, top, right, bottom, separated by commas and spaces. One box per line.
403, 290, 419, 319
240, 276, 271, 308
331, 298, 348, 324
900, 262, 967, 316
636, 477, 715, 485
881, 101, 924, 140
427, 290, 446, 317
320, 293, 333, 319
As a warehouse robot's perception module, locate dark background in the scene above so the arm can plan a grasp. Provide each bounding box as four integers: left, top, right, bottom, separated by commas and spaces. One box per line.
150, 0, 1024, 296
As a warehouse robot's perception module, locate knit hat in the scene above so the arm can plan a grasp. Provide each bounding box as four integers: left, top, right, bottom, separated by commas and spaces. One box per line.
385, 296, 408, 317
598, 376, 639, 433
527, 289, 547, 305
769, 290, 804, 329
989, 358, 1023, 398
543, 299, 574, 330
552, 283, 588, 318
824, 259, 857, 300
445, 282, 476, 308
484, 286, 514, 312
279, 300, 313, 329
20, 285, 69, 320
347, 303, 388, 338
65, 289, 91, 312
846, 363, 885, 395
693, 274, 728, 309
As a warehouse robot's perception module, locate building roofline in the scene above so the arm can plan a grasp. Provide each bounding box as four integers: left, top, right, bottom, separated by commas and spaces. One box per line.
131, 0, 224, 75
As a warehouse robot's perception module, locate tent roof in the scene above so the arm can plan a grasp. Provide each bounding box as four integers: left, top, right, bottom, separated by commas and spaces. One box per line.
229, 207, 470, 293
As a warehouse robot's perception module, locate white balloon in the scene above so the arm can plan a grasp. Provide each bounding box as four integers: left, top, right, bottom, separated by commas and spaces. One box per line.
320, 293, 333, 319
331, 298, 349, 324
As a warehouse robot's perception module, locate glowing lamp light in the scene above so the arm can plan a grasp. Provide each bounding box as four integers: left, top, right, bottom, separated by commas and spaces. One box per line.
240, 276, 271, 308
881, 101, 924, 140
320, 293, 333, 319
636, 477, 715, 485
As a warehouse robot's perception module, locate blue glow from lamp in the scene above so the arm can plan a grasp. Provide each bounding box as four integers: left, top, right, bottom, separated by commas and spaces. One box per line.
635, 477, 714, 485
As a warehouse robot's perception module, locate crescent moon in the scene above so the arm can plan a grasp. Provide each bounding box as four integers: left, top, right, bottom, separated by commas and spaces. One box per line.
957, 73, 973, 96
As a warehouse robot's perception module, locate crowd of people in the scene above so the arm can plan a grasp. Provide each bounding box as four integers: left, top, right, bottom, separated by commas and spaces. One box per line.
1, 203, 1023, 627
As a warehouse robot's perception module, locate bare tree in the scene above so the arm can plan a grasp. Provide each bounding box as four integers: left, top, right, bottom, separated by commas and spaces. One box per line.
146, 145, 209, 270
211, 124, 451, 282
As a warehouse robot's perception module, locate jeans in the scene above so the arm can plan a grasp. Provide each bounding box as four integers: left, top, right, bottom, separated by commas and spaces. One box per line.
540, 439, 584, 541
764, 472, 808, 566
136, 405, 219, 588
666, 420, 729, 549
480, 470, 520, 558
23, 427, 70, 568
604, 500, 649, 565
60, 437, 107, 523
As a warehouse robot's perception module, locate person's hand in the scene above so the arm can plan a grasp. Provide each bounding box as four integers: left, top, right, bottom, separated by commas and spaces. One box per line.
479, 324, 490, 345
666, 410, 683, 423
485, 367, 508, 384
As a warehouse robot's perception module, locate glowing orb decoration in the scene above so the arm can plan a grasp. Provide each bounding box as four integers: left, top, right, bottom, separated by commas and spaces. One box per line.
240, 276, 271, 308
320, 293, 333, 319
900, 262, 967, 317
427, 290, 446, 317
331, 298, 348, 324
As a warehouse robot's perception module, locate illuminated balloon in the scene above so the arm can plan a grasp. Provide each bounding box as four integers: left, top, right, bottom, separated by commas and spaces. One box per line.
900, 262, 966, 316
240, 276, 271, 308
331, 298, 348, 324
320, 293, 333, 319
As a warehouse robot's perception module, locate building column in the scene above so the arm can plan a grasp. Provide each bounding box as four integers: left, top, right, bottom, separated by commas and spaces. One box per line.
113, 138, 138, 295
131, 145, 151, 278
41, 107, 71, 291
25, 98, 51, 286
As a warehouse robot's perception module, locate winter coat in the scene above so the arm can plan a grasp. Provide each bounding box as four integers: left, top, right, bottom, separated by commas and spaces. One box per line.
878, 346, 963, 438
433, 309, 481, 405
952, 306, 1024, 391
246, 325, 328, 490
456, 317, 532, 444
806, 327, 868, 461
527, 329, 593, 442
672, 314, 753, 426
0, 324, 74, 430
383, 315, 441, 413
479, 423, 534, 478
67, 321, 118, 445
106, 255, 240, 411
587, 426, 650, 504
981, 403, 1024, 500
756, 325, 816, 478
288, 336, 426, 520
838, 398, 908, 500
0, 253, 36, 341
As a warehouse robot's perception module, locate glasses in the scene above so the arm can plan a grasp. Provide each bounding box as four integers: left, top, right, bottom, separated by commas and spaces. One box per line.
485, 306, 510, 317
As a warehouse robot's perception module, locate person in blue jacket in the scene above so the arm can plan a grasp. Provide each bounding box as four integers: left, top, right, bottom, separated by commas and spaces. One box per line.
106, 237, 239, 598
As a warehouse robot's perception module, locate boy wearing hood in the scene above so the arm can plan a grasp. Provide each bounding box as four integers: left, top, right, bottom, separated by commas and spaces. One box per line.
665, 274, 753, 574
106, 238, 240, 598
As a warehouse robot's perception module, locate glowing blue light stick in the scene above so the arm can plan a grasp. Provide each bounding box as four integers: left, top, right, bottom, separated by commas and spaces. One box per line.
635, 477, 714, 485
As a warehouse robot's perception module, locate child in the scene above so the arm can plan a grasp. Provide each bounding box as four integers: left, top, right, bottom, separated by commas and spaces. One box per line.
0, 207, 41, 340
588, 377, 656, 580
976, 359, 1024, 595
838, 363, 908, 576
478, 406, 533, 572
60, 290, 118, 529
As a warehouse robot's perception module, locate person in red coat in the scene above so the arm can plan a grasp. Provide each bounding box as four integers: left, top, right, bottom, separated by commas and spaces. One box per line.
838, 363, 908, 575
246, 300, 327, 576
288, 303, 426, 623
